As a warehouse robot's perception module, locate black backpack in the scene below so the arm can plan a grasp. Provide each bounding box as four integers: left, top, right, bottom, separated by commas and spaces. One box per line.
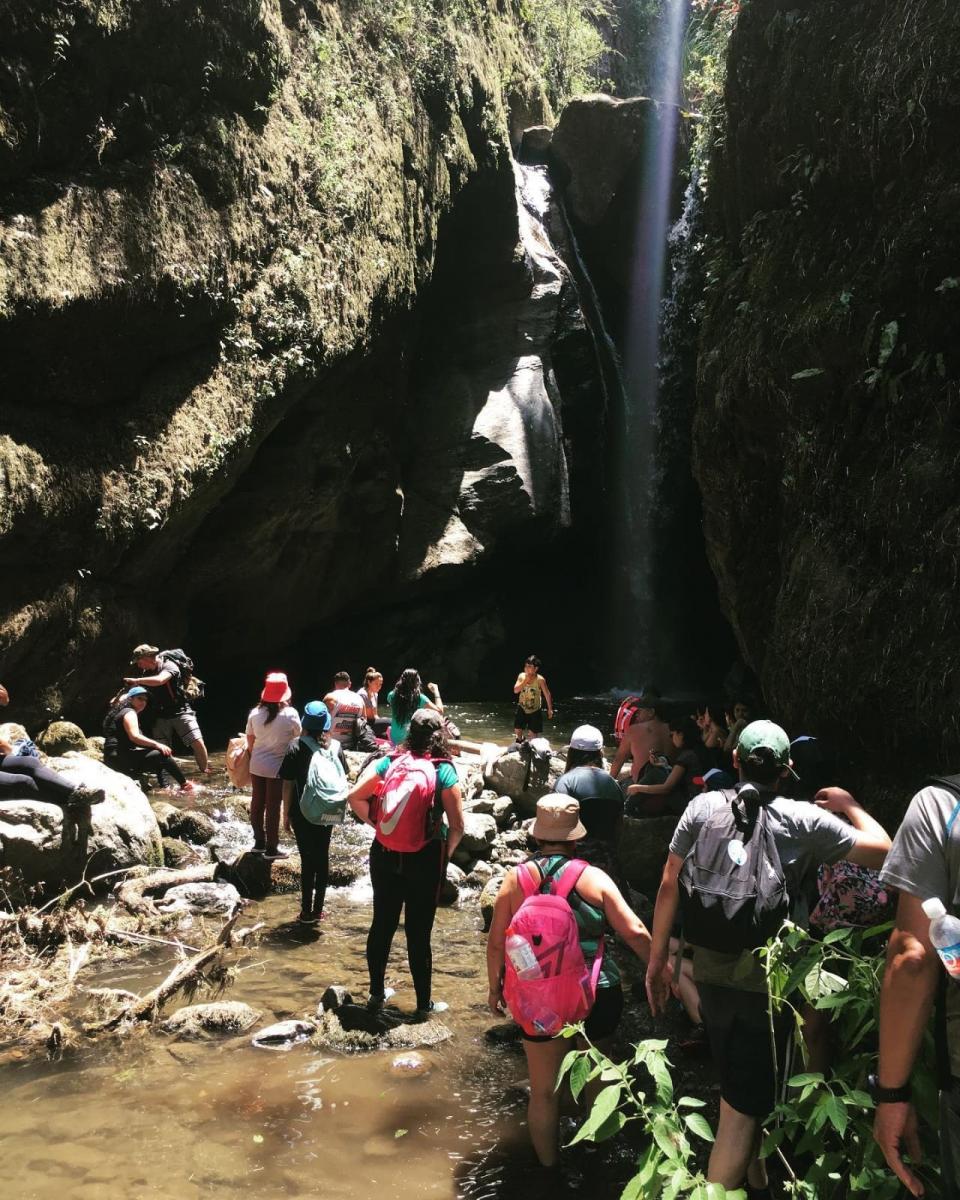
158, 648, 205, 702
678, 785, 790, 954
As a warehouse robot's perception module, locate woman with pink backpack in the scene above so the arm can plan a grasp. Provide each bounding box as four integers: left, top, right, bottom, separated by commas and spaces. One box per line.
486, 795, 654, 1167
346, 708, 464, 1017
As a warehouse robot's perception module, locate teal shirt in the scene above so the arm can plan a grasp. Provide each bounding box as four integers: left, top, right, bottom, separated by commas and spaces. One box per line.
374, 753, 458, 842
386, 689, 429, 746
527, 854, 621, 989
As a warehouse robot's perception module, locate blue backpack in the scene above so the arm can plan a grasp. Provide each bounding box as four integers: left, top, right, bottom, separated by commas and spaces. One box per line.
299, 736, 347, 826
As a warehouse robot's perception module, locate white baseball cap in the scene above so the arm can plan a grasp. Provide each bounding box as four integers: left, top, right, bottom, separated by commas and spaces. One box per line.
568, 724, 603, 752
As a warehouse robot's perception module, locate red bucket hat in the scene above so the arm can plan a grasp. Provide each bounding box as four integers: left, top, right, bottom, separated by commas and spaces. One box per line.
261, 672, 291, 704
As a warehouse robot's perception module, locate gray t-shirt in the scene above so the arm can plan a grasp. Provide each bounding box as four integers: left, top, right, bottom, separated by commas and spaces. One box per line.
880, 784, 960, 1076
670, 788, 858, 991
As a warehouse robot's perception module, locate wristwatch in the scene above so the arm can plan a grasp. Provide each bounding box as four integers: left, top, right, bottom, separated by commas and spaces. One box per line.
867, 1073, 911, 1104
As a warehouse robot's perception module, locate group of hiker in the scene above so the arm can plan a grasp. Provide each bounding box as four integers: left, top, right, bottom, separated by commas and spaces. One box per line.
2, 655, 956, 1199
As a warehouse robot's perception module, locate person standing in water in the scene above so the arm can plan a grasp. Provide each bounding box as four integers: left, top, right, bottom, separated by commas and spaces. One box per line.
513, 654, 553, 743
346, 709, 463, 1016
246, 672, 301, 859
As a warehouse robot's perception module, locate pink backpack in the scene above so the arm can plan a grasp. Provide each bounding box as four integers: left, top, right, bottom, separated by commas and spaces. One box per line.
502, 859, 604, 1038
374, 753, 444, 852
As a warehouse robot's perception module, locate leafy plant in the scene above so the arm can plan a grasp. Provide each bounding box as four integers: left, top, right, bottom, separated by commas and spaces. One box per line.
519, 0, 616, 107
563, 922, 942, 1199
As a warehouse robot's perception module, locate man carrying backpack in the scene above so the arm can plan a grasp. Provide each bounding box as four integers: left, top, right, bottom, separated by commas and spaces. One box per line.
124, 643, 209, 773
646, 720, 891, 1196
346, 708, 464, 1018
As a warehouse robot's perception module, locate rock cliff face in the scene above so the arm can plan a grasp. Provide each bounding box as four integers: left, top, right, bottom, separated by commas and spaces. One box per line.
695, 0, 960, 768
0, 1, 609, 721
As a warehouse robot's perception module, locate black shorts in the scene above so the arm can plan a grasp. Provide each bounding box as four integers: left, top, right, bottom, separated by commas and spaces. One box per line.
514, 707, 544, 734
698, 983, 793, 1117
521, 984, 624, 1043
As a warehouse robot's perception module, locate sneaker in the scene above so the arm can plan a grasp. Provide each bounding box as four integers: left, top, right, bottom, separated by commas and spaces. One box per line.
414, 1000, 449, 1019
366, 988, 397, 1011
263, 847, 289, 861
68, 784, 106, 808
297, 911, 318, 925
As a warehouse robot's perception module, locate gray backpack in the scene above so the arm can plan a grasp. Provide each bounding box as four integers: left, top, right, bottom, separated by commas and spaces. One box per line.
678, 785, 790, 954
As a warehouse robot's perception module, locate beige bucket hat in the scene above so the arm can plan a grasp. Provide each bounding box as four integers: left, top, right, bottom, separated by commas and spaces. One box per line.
530, 794, 587, 842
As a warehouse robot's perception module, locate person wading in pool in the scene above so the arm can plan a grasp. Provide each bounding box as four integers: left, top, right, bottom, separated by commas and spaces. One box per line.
347, 709, 464, 1017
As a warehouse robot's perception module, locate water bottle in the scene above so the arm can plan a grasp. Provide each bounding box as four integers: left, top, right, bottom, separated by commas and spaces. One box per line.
532, 1010, 561, 1035
506, 933, 542, 980
922, 897, 960, 979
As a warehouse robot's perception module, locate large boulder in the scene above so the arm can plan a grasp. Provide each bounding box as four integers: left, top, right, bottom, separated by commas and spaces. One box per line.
35, 721, 88, 756
483, 749, 565, 817
459, 812, 497, 857
617, 815, 678, 897
0, 756, 162, 889
165, 809, 217, 845
479, 874, 504, 931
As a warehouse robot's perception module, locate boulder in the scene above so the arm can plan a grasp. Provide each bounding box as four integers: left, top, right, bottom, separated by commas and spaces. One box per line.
459, 812, 497, 857
617, 815, 679, 897
156, 880, 242, 914
162, 836, 204, 869
465, 860, 495, 888
222, 851, 302, 897
83, 737, 105, 762
35, 721, 88, 756
162, 1001, 261, 1039
479, 874, 504, 932
519, 124, 553, 164
251, 1019, 316, 1049
0, 756, 162, 888
438, 860, 465, 906
450, 845, 477, 871
165, 809, 217, 845
150, 801, 179, 834
492, 797, 514, 828
483, 749, 565, 816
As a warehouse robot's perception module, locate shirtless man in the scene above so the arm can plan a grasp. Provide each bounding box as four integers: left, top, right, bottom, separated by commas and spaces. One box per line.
608, 698, 671, 783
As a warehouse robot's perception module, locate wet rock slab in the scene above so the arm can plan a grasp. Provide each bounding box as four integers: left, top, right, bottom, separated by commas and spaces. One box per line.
162, 1001, 262, 1039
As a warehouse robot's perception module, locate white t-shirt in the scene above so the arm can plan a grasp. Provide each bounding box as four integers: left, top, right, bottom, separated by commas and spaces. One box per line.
246, 704, 302, 778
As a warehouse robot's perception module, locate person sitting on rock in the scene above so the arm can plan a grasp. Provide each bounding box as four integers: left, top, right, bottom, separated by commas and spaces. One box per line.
124, 643, 209, 773
358, 668, 384, 725
323, 671, 367, 750
1, 730, 104, 809
608, 695, 671, 783
103, 686, 193, 794
625, 717, 703, 817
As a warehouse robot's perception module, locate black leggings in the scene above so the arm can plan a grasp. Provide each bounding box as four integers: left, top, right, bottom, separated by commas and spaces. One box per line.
0, 755, 76, 803
367, 838, 445, 1009
107, 749, 186, 788
290, 801, 334, 916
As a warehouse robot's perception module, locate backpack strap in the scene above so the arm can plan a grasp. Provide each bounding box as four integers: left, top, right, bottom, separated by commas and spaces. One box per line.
518, 860, 543, 899
551, 858, 589, 901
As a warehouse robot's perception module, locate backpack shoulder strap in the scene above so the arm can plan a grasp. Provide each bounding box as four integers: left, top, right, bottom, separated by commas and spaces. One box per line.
552, 858, 589, 900
518, 860, 543, 899
926, 775, 960, 801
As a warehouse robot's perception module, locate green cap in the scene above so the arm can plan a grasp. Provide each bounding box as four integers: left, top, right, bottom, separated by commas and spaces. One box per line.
736, 720, 792, 766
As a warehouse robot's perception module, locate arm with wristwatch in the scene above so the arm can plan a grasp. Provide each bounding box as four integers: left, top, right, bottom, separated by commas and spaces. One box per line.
872, 889, 940, 1198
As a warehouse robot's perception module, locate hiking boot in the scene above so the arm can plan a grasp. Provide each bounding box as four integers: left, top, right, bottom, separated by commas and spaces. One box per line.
263, 847, 289, 861
67, 784, 106, 809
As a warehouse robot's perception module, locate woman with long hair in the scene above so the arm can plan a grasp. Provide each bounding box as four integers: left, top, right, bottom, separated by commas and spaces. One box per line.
486, 796, 653, 1167
386, 667, 442, 747
246, 672, 301, 858
347, 709, 463, 1016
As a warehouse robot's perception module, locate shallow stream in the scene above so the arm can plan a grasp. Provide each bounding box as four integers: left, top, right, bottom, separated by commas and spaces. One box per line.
1, 697, 685, 1200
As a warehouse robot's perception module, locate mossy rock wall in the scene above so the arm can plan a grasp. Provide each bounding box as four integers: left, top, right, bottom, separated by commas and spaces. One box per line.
695, 0, 960, 774
0, 2, 584, 719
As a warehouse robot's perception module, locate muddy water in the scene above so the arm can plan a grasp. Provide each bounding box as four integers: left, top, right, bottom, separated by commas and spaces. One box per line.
1, 695, 658, 1200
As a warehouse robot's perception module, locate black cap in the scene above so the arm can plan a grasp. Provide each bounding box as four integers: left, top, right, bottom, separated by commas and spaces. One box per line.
410, 709, 443, 731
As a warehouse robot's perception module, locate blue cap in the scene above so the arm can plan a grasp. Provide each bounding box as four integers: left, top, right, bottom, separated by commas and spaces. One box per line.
126, 686, 148, 699
302, 700, 331, 733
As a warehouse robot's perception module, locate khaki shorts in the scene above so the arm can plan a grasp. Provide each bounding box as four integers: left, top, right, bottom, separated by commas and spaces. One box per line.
152, 712, 202, 750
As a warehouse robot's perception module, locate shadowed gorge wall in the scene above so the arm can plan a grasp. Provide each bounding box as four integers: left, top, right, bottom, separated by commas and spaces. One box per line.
694, 0, 960, 773
0, 0, 613, 722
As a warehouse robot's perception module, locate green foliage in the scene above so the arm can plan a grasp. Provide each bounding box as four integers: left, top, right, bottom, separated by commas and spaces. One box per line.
518, 0, 616, 107
566, 923, 942, 1199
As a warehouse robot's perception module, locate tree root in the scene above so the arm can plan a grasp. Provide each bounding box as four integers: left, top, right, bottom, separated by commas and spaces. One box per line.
114, 863, 222, 916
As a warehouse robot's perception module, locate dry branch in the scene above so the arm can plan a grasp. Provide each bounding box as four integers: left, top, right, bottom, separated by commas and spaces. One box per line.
114, 863, 220, 915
